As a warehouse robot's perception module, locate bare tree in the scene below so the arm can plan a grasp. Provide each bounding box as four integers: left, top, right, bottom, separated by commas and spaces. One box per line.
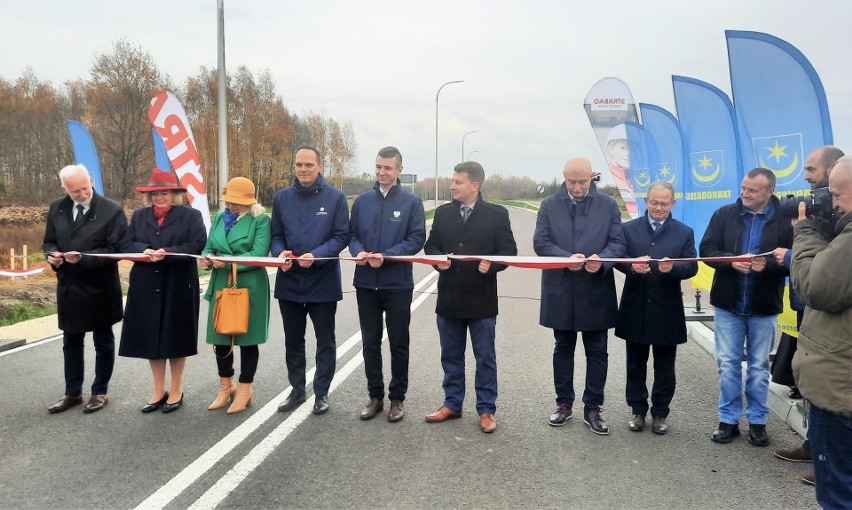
87, 39, 168, 202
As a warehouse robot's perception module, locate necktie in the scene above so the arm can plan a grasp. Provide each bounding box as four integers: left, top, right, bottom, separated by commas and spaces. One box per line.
75, 204, 86, 227
461, 206, 471, 223
652, 221, 661, 231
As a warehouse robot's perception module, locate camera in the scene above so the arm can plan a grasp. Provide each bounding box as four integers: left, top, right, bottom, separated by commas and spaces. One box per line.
778, 187, 833, 221
780, 186, 838, 238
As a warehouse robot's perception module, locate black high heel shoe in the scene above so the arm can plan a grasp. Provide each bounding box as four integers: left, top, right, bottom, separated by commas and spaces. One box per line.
162, 393, 184, 414
142, 392, 169, 413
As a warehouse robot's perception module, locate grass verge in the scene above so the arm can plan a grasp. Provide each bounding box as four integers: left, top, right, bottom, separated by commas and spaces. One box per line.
0, 302, 56, 327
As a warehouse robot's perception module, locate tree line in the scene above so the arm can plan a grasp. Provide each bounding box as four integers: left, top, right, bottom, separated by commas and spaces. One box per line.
0, 39, 357, 207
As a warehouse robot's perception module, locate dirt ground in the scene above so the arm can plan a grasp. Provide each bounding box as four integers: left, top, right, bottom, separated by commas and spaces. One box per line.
0, 205, 134, 323
0, 260, 133, 322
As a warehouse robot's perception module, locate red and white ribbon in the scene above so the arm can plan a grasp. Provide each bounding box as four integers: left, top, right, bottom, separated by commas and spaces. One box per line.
76, 251, 772, 269
0, 267, 45, 277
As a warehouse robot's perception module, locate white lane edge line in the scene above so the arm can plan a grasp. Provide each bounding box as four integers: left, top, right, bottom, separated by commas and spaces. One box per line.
0, 334, 63, 357
135, 270, 438, 510
187, 279, 439, 510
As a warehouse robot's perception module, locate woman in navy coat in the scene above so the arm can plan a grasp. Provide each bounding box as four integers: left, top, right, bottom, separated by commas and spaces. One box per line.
119, 168, 207, 413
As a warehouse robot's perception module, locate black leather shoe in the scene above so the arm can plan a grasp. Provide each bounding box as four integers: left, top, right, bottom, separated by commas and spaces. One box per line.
277, 391, 306, 413
162, 393, 184, 414
711, 422, 740, 443
313, 395, 329, 415
548, 403, 572, 427
142, 392, 169, 413
747, 424, 770, 447
583, 409, 609, 435
48, 395, 83, 414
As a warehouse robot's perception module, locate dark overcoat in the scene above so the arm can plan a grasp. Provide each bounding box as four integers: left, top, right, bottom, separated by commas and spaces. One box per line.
533, 184, 626, 331
42, 193, 127, 333
203, 211, 271, 347
423, 196, 517, 319
614, 214, 698, 345
119, 205, 207, 359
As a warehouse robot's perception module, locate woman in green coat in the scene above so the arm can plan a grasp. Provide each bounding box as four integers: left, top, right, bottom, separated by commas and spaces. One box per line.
199, 177, 271, 414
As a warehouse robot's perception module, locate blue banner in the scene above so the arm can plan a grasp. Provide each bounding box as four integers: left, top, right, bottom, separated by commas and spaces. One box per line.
726, 30, 832, 196
625, 121, 654, 218
672, 76, 742, 246
66, 120, 104, 195
638, 104, 687, 221
152, 129, 172, 171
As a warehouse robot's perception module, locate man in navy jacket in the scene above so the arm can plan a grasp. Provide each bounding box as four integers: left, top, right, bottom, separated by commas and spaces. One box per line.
271, 146, 350, 415
349, 146, 426, 422
534, 157, 626, 435
423, 161, 517, 433
615, 181, 697, 435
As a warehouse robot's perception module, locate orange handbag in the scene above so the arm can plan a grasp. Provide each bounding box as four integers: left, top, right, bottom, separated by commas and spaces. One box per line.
213, 263, 249, 335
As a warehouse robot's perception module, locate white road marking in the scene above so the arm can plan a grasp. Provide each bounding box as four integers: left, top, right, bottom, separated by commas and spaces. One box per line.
0, 334, 62, 357
136, 271, 439, 510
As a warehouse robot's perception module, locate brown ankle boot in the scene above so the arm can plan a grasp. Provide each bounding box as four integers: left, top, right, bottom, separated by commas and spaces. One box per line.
227, 382, 253, 414
208, 377, 236, 410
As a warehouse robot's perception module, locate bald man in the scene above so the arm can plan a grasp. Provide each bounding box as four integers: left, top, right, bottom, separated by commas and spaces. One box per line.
790, 155, 852, 507
534, 157, 626, 435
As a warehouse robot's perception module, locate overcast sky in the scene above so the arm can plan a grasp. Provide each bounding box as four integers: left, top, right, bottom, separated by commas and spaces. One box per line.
4, 1, 852, 188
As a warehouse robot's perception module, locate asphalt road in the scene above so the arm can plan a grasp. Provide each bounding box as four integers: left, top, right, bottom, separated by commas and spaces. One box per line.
0, 207, 818, 509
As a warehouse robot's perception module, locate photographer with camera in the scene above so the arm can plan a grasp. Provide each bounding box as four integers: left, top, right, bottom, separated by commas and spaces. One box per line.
790, 155, 852, 508
773, 145, 843, 484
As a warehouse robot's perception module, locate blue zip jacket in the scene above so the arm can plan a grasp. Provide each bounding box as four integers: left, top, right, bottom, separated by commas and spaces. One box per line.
349, 181, 426, 291
270, 174, 350, 303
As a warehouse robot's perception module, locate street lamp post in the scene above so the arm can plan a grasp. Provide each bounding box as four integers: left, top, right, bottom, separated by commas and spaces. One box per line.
461, 130, 476, 162
467, 150, 480, 161
435, 80, 463, 210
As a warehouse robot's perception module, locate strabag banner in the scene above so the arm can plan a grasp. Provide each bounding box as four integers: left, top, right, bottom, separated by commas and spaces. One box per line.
584, 77, 640, 218
148, 91, 212, 232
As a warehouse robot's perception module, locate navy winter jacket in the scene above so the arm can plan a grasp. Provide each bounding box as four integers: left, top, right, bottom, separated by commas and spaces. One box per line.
270, 174, 350, 303
349, 182, 426, 291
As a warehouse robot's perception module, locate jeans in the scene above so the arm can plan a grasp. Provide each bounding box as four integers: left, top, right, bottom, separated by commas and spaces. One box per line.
713, 308, 776, 424
279, 300, 337, 396
553, 329, 608, 412
436, 315, 497, 415
808, 404, 852, 509
625, 341, 677, 418
356, 289, 412, 402
63, 328, 115, 396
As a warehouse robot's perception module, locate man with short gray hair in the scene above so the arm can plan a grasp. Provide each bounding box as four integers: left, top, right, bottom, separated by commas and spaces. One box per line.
615, 181, 697, 435
43, 164, 127, 414
791, 155, 852, 507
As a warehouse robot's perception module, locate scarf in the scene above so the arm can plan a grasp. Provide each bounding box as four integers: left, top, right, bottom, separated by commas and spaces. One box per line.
153, 205, 172, 226
222, 209, 240, 234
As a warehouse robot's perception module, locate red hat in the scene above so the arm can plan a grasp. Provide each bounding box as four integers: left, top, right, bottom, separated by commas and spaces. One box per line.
136, 168, 187, 193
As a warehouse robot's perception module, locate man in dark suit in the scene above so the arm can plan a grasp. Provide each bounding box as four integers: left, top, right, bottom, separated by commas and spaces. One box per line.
534, 156, 626, 435
614, 181, 697, 435
43, 164, 127, 414
423, 161, 517, 433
